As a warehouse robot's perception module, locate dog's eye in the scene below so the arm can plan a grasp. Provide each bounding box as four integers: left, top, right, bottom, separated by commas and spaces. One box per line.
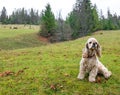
94, 42, 97, 45
89, 42, 92, 44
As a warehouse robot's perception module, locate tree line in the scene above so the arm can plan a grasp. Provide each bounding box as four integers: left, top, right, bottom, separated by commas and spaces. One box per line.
0, 7, 40, 25
66, 0, 120, 38
1, 0, 120, 41
40, 0, 120, 42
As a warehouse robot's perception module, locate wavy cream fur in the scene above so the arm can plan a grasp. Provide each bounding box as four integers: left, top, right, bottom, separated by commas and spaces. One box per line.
77, 38, 112, 82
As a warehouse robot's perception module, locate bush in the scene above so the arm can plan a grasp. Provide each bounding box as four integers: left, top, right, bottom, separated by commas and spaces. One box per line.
50, 20, 73, 42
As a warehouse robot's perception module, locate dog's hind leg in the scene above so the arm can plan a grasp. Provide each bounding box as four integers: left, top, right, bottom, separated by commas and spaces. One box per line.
98, 61, 112, 79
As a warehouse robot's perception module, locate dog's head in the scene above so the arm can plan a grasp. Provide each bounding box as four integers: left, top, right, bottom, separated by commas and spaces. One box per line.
84, 38, 101, 58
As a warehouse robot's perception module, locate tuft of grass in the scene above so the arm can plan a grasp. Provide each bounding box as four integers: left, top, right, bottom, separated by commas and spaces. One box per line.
0, 29, 120, 95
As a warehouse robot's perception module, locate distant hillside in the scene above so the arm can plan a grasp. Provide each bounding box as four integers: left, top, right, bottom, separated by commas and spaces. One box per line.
0, 25, 48, 50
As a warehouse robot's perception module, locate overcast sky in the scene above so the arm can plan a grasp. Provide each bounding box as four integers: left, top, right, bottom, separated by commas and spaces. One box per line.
0, 0, 120, 19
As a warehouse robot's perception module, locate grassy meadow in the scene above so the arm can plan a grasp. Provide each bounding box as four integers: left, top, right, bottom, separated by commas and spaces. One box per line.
0, 25, 48, 50
0, 25, 120, 95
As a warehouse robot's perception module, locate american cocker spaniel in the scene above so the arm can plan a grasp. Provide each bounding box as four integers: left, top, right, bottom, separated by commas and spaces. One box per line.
77, 38, 112, 82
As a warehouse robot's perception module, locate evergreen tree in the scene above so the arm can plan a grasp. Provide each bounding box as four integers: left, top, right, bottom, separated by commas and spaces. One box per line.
107, 9, 115, 30
0, 7, 8, 24
29, 8, 40, 25
91, 4, 100, 31
40, 3, 56, 37
112, 13, 120, 29
30, 8, 35, 24
67, 0, 97, 38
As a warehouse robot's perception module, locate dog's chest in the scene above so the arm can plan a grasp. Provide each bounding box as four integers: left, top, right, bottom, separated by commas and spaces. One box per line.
83, 58, 97, 72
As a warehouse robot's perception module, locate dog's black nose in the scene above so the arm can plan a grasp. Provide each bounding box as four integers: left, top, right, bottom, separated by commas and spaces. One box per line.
92, 43, 96, 47
93, 43, 95, 45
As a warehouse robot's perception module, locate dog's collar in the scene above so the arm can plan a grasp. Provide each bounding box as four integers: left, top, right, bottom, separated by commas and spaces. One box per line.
88, 54, 95, 58
83, 54, 95, 58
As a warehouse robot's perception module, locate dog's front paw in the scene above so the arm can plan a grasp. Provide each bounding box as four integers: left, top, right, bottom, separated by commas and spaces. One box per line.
77, 74, 84, 80
89, 77, 96, 82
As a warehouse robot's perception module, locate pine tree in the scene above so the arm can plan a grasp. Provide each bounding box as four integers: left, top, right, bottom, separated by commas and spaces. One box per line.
0, 7, 8, 24
67, 0, 95, 38
91, 4, 100, 31
107, 9, 115, 30
40, 3, 56, 37
80, 0, 93, 34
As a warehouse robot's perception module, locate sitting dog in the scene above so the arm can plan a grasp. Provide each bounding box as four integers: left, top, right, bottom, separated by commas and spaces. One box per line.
77, 38, 112, 82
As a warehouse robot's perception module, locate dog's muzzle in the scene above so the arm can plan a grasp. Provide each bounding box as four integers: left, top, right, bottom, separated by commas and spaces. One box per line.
91, 43, 96, 50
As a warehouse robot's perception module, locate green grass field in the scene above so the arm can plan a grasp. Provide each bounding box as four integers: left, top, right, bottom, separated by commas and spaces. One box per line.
0, 26, 120, 95
0, 25, 48, 50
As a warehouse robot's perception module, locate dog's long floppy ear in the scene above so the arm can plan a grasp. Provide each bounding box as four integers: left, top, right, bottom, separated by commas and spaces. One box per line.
82, 43, 89, 58
86, 42, 89, 49
96, 43, 101, 57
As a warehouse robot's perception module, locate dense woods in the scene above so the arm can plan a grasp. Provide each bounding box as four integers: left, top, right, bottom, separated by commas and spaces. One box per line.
0, 0, 120, 41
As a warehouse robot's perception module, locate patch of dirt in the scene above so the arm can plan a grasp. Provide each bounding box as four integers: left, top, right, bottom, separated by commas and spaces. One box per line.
93, 31, 104, 35
38, 36, 50, 43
